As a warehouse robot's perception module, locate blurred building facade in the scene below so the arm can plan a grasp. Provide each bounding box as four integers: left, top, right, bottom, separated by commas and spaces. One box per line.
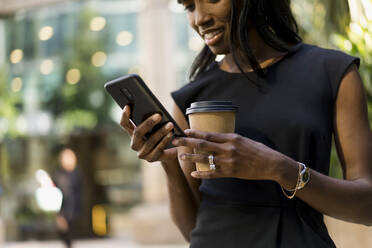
0, 0, 199, 245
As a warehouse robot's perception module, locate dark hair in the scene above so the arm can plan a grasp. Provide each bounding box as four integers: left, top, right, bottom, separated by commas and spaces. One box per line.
179, 0, 302, 82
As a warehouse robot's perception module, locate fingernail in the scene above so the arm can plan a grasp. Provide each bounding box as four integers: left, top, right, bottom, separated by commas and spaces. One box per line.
191, 172, 198, 178
172, 139, 179, 145
184, 129, 191, 135
153, 114, 161, 121
180, 153, 186, 160
165, 122, 173, 130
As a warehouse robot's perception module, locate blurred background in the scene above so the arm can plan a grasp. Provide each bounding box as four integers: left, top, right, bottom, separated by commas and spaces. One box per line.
0, 0, 371, 247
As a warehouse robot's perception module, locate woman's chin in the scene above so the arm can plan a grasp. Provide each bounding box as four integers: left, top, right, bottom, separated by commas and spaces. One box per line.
208, 45, 230, 55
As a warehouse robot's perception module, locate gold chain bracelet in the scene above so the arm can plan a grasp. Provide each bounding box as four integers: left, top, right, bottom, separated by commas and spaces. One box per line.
281, 162, 303, 199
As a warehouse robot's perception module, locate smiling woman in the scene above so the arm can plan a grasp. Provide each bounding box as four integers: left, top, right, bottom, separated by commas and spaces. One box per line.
178, 0, 301, 81
118, 0, 372, 247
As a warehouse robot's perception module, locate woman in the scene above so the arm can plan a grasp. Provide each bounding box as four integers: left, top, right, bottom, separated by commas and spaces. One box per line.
120, 0, 372, 247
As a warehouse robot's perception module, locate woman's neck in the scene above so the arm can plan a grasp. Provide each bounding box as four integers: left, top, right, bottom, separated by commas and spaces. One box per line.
219, 28, 288, 73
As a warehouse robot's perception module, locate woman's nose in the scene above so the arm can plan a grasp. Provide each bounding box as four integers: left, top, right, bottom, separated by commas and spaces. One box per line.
194, 6, 212, 27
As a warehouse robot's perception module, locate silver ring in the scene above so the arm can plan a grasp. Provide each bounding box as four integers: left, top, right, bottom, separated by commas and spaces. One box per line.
208, 154, 216, 170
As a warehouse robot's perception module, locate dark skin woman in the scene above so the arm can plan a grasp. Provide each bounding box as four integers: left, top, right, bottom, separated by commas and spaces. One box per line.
120, 0, 372, 246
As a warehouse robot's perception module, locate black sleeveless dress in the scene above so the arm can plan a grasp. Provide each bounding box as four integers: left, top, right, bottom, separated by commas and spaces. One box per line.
171, 43, 359, 248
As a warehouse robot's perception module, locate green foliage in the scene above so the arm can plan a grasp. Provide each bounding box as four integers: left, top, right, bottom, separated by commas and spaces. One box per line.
44, 8, 112, 135
0, 65, 21, 140
331, 21, 372, 105
0, 144, 11, 186
329, 1, 372, 126
55, 109, 98, 135
0, 66, 20, 192
292, 0, 350, 46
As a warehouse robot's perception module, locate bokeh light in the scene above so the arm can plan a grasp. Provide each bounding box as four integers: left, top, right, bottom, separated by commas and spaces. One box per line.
39, 26, 54, 41
344, 40, 352, 51
365, 33, 372, 50
66, 68, 81, 85
350, 23, 363, 36
91, 51, 107, 67
90, 16, 106, 31
11, 77, 23, 92
40, 59, 54, 75
360, 17, 368, 28
116, 31, 133, 46
89, 90, 105, 108
10, 49, 23, 64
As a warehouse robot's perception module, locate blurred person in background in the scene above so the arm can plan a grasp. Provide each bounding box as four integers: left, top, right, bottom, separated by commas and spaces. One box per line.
53, 147, 83, 248
119, 0, 372, 247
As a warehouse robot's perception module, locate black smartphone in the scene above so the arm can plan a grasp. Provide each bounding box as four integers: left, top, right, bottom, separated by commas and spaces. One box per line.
104, 74, 185, 138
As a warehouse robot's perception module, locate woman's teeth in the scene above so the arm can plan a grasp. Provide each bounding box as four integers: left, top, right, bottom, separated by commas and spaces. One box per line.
204, 29, 223, 40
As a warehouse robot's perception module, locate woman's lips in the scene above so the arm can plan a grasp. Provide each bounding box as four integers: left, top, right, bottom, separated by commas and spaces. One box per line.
203, 29, 224, 46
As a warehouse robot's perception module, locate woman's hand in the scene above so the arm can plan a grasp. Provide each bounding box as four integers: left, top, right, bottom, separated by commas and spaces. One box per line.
120, 105, 177, 163
172, 129, 285, 181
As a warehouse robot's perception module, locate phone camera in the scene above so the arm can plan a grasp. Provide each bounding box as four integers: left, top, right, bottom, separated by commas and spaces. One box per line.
121, 88, 134, 101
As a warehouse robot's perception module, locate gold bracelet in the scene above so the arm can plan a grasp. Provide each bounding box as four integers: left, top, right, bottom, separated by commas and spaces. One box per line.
281, 162, 302, 199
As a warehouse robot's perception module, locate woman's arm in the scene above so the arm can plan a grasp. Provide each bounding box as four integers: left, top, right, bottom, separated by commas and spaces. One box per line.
161, 157, 199, 241
173, 64, 372, 225
162, 103, 201, 241
277, 64, 372, 225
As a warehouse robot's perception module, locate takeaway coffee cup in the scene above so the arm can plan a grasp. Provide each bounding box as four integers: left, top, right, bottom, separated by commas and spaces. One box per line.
186, 101, 238, 171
